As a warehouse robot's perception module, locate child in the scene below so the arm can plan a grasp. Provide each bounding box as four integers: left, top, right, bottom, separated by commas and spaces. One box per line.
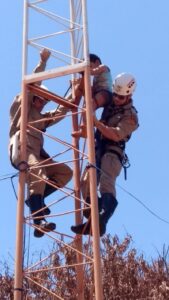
72, 54, 112, 138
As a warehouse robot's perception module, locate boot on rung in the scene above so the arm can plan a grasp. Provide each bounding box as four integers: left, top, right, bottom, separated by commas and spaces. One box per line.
83, 196, 102, 219
27, 194, 56, 238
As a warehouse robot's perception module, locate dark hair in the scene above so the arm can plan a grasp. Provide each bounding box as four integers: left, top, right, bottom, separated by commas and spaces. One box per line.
89, 53, 102, 64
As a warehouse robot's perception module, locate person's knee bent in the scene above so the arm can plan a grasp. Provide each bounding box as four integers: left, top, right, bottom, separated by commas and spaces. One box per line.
59, 166, 73, 187
67, 166, 73, 181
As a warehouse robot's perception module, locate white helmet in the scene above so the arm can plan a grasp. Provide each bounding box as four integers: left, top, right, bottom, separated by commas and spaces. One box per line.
33, 84, 50, 103
40, 85, 51, 102
112, 73, 136, 96
40, 84, 49, 91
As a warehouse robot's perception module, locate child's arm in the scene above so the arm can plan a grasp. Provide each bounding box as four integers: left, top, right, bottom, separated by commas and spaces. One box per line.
90, 64, 109, 75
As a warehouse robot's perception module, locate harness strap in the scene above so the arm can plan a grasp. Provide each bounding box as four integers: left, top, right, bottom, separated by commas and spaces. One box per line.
107, 149, 130, 180
105, 139, 126, 150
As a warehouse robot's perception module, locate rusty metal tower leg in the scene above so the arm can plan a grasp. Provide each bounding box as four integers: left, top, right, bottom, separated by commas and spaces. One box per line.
14, 0, 29, 298
70, 0, 84, 297
70, 1, 103, 298
13, 85, 27, 300
82, 1, 103, 296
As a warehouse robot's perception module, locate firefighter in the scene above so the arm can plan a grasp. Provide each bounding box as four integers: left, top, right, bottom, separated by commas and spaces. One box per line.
71, 73, 139, 236
9, 49, 73, 237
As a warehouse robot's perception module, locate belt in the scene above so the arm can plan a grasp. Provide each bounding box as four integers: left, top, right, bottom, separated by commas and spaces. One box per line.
106, 149, 130, 180
107, 149, 123, 164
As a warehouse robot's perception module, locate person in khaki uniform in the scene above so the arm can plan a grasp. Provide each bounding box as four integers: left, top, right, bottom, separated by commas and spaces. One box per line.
9, 49, 73, 237
71, 73, 139, 236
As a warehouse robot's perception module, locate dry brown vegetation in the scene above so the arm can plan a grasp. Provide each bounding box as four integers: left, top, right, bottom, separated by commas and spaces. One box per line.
1, 235, 169, 299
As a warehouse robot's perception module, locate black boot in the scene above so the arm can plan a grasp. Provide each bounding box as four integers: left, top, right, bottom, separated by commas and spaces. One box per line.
25, 195, 50, 216
99, 193, 118, 236
44, 182, 57, 198
71, 193, 118, 236
41, 181, 58, 215
34, 219, 56, 238
25, 181, 57, 216
27, 194, 56, 238
83, 196, 102, 219
71, 219, 92, 235
41, 198, 51, 216
71, 196, 102, 235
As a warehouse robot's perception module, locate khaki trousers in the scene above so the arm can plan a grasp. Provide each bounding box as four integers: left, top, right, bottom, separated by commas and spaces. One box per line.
81, 152, 122, 199
27, 152, 73, 196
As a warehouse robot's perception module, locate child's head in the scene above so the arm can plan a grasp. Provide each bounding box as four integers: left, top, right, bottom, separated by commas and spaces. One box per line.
89, 54, 102, 68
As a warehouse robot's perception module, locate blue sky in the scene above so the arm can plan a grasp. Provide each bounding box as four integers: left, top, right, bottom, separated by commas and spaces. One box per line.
1, 0, 169, 268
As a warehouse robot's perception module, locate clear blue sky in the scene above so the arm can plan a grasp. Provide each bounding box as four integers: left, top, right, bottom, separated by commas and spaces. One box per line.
1, 0, 169, 269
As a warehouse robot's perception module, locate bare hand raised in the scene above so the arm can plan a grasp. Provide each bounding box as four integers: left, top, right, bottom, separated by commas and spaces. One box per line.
40, 48, 51, 62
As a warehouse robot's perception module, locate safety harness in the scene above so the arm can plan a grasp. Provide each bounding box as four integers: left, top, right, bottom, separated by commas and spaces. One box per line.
95, 100, 137, 180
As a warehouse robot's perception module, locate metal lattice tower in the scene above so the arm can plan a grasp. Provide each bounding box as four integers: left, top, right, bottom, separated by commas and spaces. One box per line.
14, 1, 103, 299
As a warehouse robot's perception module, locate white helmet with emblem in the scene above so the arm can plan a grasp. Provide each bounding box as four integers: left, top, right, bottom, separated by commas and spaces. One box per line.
112, 73, 136, 96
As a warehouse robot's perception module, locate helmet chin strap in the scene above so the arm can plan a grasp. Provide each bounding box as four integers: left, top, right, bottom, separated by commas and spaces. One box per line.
125, 95, 132, 103
113, 95, 132, 106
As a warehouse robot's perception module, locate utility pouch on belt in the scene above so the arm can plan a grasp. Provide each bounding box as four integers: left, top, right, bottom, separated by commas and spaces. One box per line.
11, 131, 20, 162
